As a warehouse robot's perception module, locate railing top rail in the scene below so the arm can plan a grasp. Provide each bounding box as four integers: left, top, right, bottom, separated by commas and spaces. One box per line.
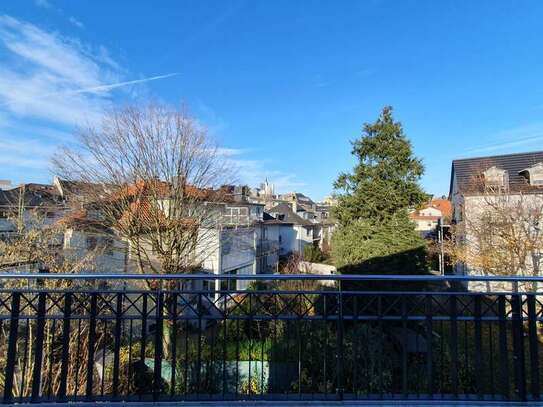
0, 272, 542, 282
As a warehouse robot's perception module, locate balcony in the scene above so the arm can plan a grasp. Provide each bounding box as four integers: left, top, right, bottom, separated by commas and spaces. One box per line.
0, 273, 542, 403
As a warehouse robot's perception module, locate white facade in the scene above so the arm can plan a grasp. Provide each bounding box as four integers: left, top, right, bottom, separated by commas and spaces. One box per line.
63, 228, 128, 274
276, 224, 314, 255
450, 154, 543, 291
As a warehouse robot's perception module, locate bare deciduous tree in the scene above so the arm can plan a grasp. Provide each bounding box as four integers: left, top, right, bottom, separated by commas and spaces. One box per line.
447, 170, 543, 284
53, 103, 235, 275
0, 195, 98, 285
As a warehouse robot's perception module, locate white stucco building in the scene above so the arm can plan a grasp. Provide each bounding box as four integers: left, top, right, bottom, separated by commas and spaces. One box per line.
449, 151, 543, 290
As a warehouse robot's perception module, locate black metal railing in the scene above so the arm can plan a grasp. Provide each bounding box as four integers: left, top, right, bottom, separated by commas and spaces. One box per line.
1, 273, 543, 403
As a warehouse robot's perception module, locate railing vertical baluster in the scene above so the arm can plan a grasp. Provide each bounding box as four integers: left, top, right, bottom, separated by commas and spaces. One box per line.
18, 319, 30, 401
401, 295, 408, 398
336, 282, 344, 401
297, 308, 302, 399
511, 294, 526, 401
112, 293, 123, 399
425, 294, 433, 398
196, 293, 202, 398
353, 294, 359, 399
323, 294, 328, 399
377, 295, 383, 398
235, 318, 240, 397
31, 292, 47, 402
86, 293, 98, 401
222, 297, 227, 398
139, 293, 148, 400
474, 296, 483, 399
498, 295, 510, 400
170, 293, 178, 399
183, 318, 189, 396
449, 295, 458, 398
3, 292, 21, 404
127, 320, 134, 396
153, 291, 164, 402
527, 295, 540, 400
58, 293, 72, 402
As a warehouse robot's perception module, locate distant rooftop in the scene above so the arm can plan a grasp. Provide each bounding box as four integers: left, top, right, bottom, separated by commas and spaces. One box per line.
450, 150, 543, 195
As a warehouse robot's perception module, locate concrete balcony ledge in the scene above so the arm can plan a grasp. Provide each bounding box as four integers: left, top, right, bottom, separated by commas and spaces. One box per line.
15, 401, 543, 407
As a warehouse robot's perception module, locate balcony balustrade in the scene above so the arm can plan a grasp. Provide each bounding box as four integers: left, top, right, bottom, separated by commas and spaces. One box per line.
0, 273, 542, 403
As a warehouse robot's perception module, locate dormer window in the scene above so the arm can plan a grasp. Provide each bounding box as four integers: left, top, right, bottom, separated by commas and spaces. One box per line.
519, 162, 543, 186
483, 166, 508, 188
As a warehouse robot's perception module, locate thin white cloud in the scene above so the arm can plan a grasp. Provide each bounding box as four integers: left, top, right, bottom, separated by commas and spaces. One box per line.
0, 15, 176, 126
216, 147, 247, 157
0, 138, 56, 169
34, 0, 52, 9
0, 15, 178, 183
465, 124, 543, 155
68, 16, 84, 29
228, 157, 306, 193
34, 0, 85, 30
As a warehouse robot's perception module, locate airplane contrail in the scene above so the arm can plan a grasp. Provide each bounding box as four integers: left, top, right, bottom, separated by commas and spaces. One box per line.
62, 73, 180, 95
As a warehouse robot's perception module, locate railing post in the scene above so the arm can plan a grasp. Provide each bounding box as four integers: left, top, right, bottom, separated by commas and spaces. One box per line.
474, 295, 483, 399
153, 291, 164, 402
527, 295, 540, 400
498, 295, 510, 400
3, 292, 21, 404
425, 294, 433, 397
511, 294, 526, 401
336, 281, 344, 400
401, 296, 408, 397
58, 292, 72, 402
85, 293, 98, 401
138, 293, 148, 400
112, 293, 123, 400
449, 295, 458, 398
31, 292, 47, 403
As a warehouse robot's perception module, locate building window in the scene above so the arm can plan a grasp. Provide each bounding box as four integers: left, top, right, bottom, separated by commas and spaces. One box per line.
483, 166, 508, 188
520, 162, 543, 186
224, 206, 249, 225
86, 236, 97, 250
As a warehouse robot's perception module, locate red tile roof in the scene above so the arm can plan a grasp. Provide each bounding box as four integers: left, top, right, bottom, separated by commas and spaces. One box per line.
430, 199, 452, 218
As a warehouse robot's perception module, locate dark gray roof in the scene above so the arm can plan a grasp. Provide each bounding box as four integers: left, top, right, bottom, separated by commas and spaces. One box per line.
450, 150, 543, 195
267, 203, 313, 226
0, 184, 63, 208
262, 211, 294, 225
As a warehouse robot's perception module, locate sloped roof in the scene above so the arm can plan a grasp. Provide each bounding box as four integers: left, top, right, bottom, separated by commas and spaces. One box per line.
0, 183, 63, 208
262, 211, 294, 225
267, 203, 313, 226
450, 151, 543, 195
430, 198, 452, 218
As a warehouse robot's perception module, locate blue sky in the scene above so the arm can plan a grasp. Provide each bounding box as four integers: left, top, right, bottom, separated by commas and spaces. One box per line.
1, 1, 543, 200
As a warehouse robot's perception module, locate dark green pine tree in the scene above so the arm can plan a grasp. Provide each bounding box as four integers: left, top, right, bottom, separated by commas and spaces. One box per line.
332, 106, 430, 274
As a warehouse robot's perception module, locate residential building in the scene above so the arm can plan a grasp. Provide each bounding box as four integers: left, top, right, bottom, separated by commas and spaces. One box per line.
409, 197, 452, 238
1, 177, 282, 286
449, 151, 543, 284
0, 183, 66, 240
267, 202, 319, 255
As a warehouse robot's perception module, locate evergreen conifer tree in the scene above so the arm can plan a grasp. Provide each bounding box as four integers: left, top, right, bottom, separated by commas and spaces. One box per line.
332, 106, 429, 274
